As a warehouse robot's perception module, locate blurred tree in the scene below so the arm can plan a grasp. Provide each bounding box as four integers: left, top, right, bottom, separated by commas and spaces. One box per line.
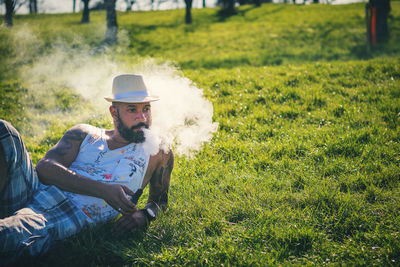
184, 0, 192, 24
370, 0, 391, 43
4, 0, 14, 27
236, 0, 271, 5
2, 0, 38, 14
105, 0, 118, 43
125, 0, 133, 11
90, 0, 106, 10
81, 0, 90, 23
29, 0, 37, 13
218, 0, 236, 16
73, 0, 76, 12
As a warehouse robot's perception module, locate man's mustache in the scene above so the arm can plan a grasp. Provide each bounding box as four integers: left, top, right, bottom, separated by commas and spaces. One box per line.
131, 122, 149, 131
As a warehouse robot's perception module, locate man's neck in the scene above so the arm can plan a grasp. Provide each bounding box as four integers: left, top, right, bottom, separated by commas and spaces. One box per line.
106, 130, 131, 150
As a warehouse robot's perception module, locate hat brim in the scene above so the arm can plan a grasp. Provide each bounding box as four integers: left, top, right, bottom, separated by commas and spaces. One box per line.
104, 95, 159, 103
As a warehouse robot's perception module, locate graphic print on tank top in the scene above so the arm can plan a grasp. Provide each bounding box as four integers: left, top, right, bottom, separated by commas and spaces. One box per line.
63, 127, 150, 223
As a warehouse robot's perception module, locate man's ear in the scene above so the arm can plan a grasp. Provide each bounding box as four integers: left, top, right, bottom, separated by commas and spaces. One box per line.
110, 105, 118, 121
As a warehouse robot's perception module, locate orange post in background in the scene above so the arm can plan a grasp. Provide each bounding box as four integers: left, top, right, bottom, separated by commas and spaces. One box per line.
366, 4, 377, 47
371, 7, 376, 46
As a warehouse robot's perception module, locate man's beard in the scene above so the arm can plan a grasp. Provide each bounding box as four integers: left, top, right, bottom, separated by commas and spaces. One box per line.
116, 112, 149, 143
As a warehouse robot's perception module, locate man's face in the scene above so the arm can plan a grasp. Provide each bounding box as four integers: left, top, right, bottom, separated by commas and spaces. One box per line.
111, 102, 152, 143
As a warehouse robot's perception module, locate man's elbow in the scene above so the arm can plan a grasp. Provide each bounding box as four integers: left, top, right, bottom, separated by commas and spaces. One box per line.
35, 158, 54, 184
36, 157, 49, 172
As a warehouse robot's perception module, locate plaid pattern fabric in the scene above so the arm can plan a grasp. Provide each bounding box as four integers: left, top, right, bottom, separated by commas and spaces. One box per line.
29, 184, 89, 241
0, 120, 39, 219
0, 120, 88, 264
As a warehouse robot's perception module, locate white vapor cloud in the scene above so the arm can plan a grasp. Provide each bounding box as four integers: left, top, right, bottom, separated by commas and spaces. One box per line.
140, 63, 219, 155
14, 27, 217, 157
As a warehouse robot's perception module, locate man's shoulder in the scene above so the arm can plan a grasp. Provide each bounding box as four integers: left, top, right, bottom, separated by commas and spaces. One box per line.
69, 123, 101, 134
63, 124, 101, 142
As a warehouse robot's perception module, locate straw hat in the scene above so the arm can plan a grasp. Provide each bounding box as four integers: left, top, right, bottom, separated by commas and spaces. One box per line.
104, 74, 159, 103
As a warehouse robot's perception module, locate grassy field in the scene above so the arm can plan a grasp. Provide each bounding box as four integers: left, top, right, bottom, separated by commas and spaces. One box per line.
1, 2, 400, 266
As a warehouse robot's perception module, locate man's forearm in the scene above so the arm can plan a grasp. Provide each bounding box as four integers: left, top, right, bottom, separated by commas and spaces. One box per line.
146, 151, 173, 218
36, 158, 107, 199
144, 198, 167, 218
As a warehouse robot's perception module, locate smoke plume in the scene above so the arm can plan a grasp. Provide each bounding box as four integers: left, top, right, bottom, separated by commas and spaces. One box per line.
11, 27, 217, 156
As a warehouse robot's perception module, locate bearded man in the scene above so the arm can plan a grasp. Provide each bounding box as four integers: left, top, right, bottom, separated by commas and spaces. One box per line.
0, 74, 173, 263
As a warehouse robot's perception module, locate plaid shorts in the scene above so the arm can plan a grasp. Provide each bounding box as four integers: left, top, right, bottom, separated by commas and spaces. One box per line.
0, 120, 39, 218
0, 120, 89, 263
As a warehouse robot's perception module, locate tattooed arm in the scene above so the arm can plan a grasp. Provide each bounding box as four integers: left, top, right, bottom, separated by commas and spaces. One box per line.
36, 124, 137, 215
38, 124, 88, 169
145, 150, 174, 216
113, 150, 174, 233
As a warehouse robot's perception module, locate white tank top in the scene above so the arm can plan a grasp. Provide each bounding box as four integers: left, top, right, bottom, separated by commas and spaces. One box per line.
64, 126, 150, 224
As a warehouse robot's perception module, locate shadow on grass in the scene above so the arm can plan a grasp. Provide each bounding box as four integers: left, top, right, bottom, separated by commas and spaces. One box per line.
238, 5, 284, 21
217, 7, 239, 22
178, 46, 388, 70
21, 222, 153, 267
216, 4, 283, 22
179, 41, 397, 70
180, 55, 283, 69
68, 5, 399, 70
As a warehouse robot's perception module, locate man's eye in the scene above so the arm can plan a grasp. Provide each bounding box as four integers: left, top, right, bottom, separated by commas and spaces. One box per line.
128, 109, 136, 112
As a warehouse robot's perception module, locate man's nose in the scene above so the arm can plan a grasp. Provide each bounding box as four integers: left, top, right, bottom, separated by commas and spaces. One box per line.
137, 112, 147, 122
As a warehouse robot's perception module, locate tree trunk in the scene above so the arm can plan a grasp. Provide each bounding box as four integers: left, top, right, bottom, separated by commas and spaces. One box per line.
227, 0, 235, 14
202, 0, 206, 8
5, 0, 14, 27
218, 0, 236, 17
184, 0, 192, 24
73, 0, 76, 13
29, 0, 38, 13
105, 0, 118, 44
126, 0, 133, 11
81, 0, 90, 23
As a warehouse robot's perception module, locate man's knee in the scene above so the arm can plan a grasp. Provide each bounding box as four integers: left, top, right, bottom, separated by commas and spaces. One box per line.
0, 120, 15, 194
0, 120, 27, 168
0, 142, 7, 194
0, 120, 39, 218
0, 208, 52, 263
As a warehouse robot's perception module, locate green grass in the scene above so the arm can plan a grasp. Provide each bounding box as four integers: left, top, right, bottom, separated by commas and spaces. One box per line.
1, 2, 400, 266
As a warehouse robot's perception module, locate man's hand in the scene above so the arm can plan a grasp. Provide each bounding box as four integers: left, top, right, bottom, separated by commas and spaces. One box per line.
102, 184, 137, 215
112, 210, 147, 233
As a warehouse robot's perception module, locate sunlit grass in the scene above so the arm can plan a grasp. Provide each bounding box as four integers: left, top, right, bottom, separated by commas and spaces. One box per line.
0, 2, 399, 266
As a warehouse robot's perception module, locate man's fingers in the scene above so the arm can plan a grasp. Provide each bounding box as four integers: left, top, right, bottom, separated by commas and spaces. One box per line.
122, 185, 134, 196
120, 192, 137, 213
114, 215, 136, 233
115, 216, 129, 230
111, 200, 135, 215
113, 216, 127, 232
106, 185, 138, 214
